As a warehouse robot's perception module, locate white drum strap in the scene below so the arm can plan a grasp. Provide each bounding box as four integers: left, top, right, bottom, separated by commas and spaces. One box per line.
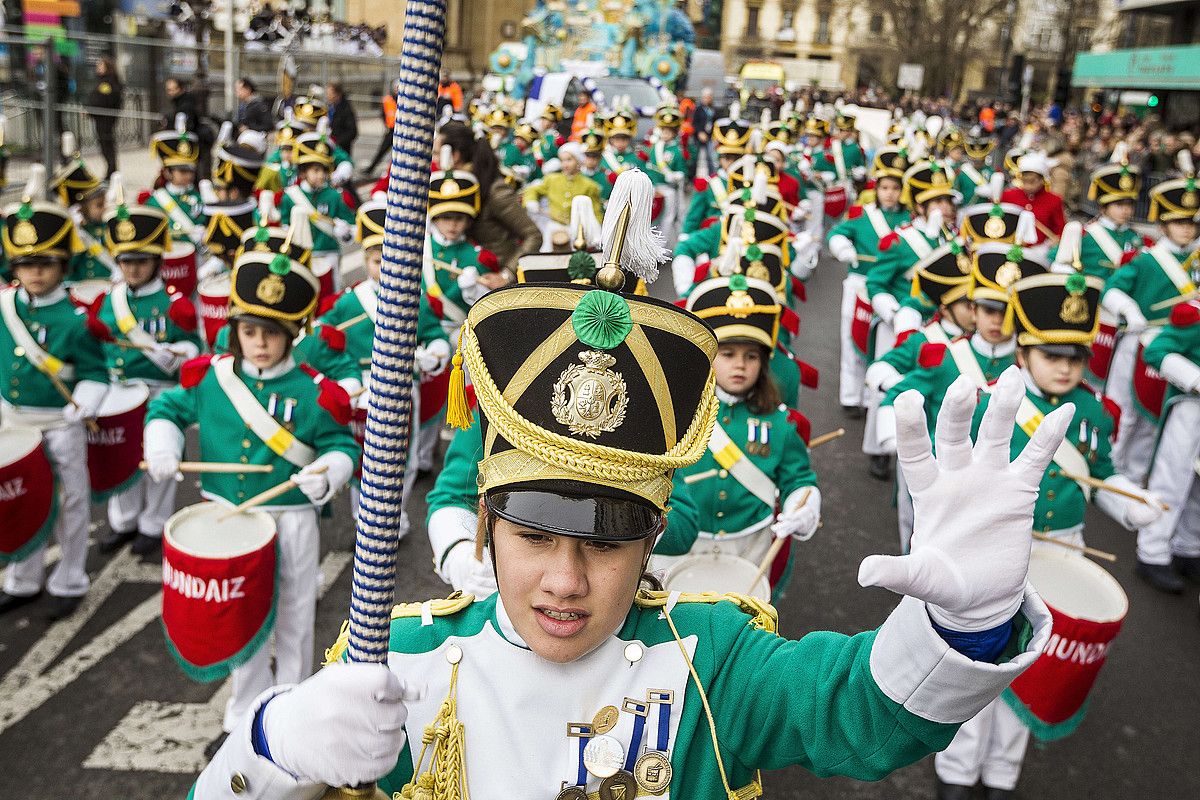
284, 185, 337, 239
1016, 396, 1092, 500
865, 204, 892, 239
832, 140, 846, 180
960, 163, 986, 187
949, 339, 989, 390
77, 226, 119, 272
923, 321, 951, 347
707, 423, 777, 509
111, 285, 159, 349
1084, 222, 1124, 268
898, 226, 934, 259
353, 282, 378, 324
152, 189, 199, 235
1149, 241, 1197, 295
0, 287, 75, 381
212, 355, 315, 468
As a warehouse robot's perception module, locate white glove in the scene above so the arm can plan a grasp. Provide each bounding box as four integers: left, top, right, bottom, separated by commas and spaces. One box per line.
791, 198, 811, 222
458, 266, 486, 305
188, 224, 205, 245
331, 160, 354, 187
415, 338, 451, 376
262, 663, 411, 788
143, 418, 184, 482
851, 165, 867, 181
1160, 354, 1200, 394
828, 234, 857, 266
146, 450, 181, 483
291, 462, 331, 504
1094, 473, 1165, 529
197, 255, 227, 282
672, 255, 697, 297
440, 539, 499, 598
1125, 492, 1164, 529
858, 368, 1075, 631
333, 217, 354, 243
144, 343, 185, 375
871, 293, 900, 325
1102, 289, 1146, 332
893, 304, 923, 336
875, 403, 898, 454
771, 489, 820, 541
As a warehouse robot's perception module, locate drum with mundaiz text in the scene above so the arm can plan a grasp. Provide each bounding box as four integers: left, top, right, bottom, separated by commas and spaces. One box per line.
162, 503, 277, 681
0, 427, 58, 563
87, 381, 149, 502
663, 551, 770, 602
823, 184, 849, 218
198, 273, 231, 347
161, 241, 198, 298
1003, 547, 1127, 740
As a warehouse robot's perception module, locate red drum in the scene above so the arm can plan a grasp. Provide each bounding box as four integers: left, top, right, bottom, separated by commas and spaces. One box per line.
1088, 320, 1118, 382
198, 273, 231, 347
1004, 548, 1127, 740
162, 502, 277, 682
1132, 334, 1167, 422
161, 241, 199, 298
823, 185, 848, 218
68, 279, 111, 310
850, 287, 874, 357
0, 428, 58, 563
419, 368, 451, 425
87, 382, 150, 502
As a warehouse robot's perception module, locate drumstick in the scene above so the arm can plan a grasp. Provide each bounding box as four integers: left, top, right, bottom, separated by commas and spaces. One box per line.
335, 313, 369, 331
855, 254, 877, 263
216, 464, 329, 520
808, 428, 846, 449
112, 339, 188, 357
1148, 290, 1199, 312
1032, 532, 1117, 563
138, 460, 274, 474
1057, 470, 1170, 511
43, 369, 100, 434
683, 468, 718, 485
748, 487, 812, 593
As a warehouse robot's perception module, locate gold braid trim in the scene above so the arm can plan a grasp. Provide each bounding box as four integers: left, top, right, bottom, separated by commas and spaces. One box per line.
634, 589, 779, 634
322, 594, 475, 665
400, 660, 471, 800
461, 321, 720, 483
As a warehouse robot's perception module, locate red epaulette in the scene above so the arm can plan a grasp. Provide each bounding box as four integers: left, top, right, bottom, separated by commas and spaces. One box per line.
790, 277, 807, 303
693, 176, 708, 193
477, 248, 500, 272
426, 292, 445, 319
776, 344, 819, 389
786, 407, 812, 444
918, 342, 947, 368
781, 306, 800, 336
894, 329, 916, 347
673, 298, 688, 309
691, 261, 711, 286
316, 290, 341, 317
318, 323, 346, 352
1120, 249, 1138, 266
181, 355, 215, 388
168, 293, 198, 332
136, 189, 152, 205
555, 134, 566, 147
1170, 301, 1200, 327
1143, 235, 1156, 248
636, 150, 649, 162
1101, 395, 1122, 440
606, 171, 618, 185
85, 307, 114, 342
847, 205, 864, 220
299, 363, 352, 425
878, 231, 900, 251
699, 216, 719, 230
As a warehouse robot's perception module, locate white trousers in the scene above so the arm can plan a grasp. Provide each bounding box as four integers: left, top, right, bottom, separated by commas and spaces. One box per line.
862, 319, 896, 456
1108, 334, 1156, 484
224, 507, 320, 732
108, 384, 176, 537
1138, 397, 1200, 564
935, 697, 1031, 791
839, 274, 868, 408
3, 421, 91, 598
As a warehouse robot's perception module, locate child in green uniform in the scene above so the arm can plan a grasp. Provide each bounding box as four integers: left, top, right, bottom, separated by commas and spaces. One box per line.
579, 127, 610, 200
951, 128, 997, 206
937, 270, 1160, 799
51, 132, 115, 283
258, 116, 301, 192
0, 166, 108, 620
672, 273, 820, 600
92, 198, 202, 558
279, 131, 357, 303
815, 113, 868, 192
144, 245, 358, 733
681, 116, 750, 238
531, 104, 564, 169
499, 122, 541, 185
146, 115, 206, 246
1050, 146, 1145, 281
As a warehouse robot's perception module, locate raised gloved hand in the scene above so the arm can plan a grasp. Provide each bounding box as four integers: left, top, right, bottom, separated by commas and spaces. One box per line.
333, 218, 354, 243
146, 451, 181, 483
871, 293, 900, 325
458, 266, 486, 305
415, 339, 451, 376
291, 462, 331, 504
858, 368, 1074, 631
440, 539, 499, 599
262, 663, 411, 788
331, 160, 354, 187
828, 234, 858, 266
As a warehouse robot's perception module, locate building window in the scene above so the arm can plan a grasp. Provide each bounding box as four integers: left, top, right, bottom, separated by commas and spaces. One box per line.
746, 6, 761, 39
1076, 26, 1093, 50
869, 13, 883, 34
815, 10, 832, 45
778, 6, 796, 40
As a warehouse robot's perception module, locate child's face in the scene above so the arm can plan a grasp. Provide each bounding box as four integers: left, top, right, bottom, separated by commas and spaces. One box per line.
609, 134, 631, 152
560, 152, 579, 175
168, 167, 195, 189
875, 177, 902, 208
713, 341, 763, 396
13, 260, 66, 296
80, 195, 106, 223
365, 247, 383, 282
974, 304, 1008, 343
280, 145, 294, 164
118, 254, 158, 289
1105, 200, 1134, 226
658, 127, 677, 141
1021, 347, 1085, 396
301, 165, 329, 188
923, 197, 955, 222
584, 153, 601, 170
432, 212, 470, 241
943, 299, 977, 333
1163, 219, 1198, 248
236, 320, 291, 370
1019, 172, 1044, 194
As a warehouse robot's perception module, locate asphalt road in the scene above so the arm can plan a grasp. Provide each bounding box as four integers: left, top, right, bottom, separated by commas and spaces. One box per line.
1, 246, 1198, 799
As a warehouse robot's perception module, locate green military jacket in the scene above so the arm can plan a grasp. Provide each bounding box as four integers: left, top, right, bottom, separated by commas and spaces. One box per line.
499, 140, 541, 184
871, 318, 964, 386
0, 286, 108, 408
682, 171, 730, 236
146, 186, 206, 239
97, 279, 202, 383
952, 162, 994, 206
814, 139, 866, 182
423, 236, 484, 327
533, 131, 560, 165
278, 183, 356, 253
70, 220, 115, 282
146, 355, 359, 507
319, 280, 447, 370
1104, 242, 1199, 325
867, 224, 940, 304
1143, 305, 1200, 410
1049, 220, 1144, 281
826, 204, 912, 277
642, 140, 688, 181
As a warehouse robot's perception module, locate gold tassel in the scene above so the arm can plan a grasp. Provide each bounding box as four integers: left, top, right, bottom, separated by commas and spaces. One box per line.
910, 270, 922, 298
445, 328, 473, 430
1002, 299, 1016, 336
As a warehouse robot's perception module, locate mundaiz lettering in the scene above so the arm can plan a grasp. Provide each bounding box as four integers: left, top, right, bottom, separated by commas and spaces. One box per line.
1041, 632, 1111, 665
162, 558, 247, 603
87, 426, 126, 446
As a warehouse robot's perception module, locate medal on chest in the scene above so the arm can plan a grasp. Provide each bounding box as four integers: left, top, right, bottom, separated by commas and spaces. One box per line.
562, 685, 676, 799
265, 393, 299, 432
746, 418, 770, 456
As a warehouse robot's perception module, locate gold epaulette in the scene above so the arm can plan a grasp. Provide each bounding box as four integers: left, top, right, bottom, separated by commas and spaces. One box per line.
634, 589, 778, 634
323, 592, 476, 665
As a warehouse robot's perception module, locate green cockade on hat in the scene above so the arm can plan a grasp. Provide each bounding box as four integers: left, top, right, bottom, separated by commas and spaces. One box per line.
572, 289, 633, 350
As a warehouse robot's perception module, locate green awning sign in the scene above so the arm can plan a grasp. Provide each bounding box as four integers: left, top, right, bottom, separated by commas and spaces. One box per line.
1072, 45, 1200, 90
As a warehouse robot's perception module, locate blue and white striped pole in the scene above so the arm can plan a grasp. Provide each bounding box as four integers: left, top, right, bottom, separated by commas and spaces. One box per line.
345, 0, 446, 664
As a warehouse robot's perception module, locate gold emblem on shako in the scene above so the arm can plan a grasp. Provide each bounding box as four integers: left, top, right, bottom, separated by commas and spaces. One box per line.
256, 273, 286, 304
552, 350, 628, 438
983, 216, 1007, 239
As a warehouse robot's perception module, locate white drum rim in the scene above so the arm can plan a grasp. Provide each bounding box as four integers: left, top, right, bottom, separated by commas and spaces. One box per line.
1028, 547, 1129, 623
165, 501, 275, 559
0, 426, 44, 466
165, 241, 197, 258
198, 274, 232, 294
663, 551, 771, 602
95, 381, 150, 416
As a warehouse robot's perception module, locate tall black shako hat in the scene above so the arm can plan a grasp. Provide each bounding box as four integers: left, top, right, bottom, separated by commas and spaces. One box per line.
204, 198, 258, 259
687, 273, 781, 350
228, 229, 320, 338
1005, 269, 1103, 359
971, 240, 1050, 310
50, 131, 104, 206
104, 174, 171, 259
912, 239, 974, 307
456, 170, 718, 540
3, 165, 81, 264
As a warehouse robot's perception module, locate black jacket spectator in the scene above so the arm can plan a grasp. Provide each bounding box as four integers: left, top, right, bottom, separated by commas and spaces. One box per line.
326, 82, 358, 155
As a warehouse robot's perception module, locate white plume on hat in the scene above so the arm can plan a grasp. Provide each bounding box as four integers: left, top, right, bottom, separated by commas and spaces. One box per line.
61, 131, 78, 159
601, 169, 667, 283
1017, 152, 1050, 178
986, 171, 1005, 203
1017, 129, 1035, 149
198, 179, 218, 204
257, 190, 276, 226
922, 206, 943, 238
925, 115, 943, 139
751, 162, 770, 207
569, 194, 602, 250
1109, 141, 1129, 164
106, 171, 124, 206
287, 205, 313, 251
748, 126, 763, 154
717, 233, 743, 277
1053, 221, 1083, 273
1016, 209, 1038, 245
1178, 148, 1195, 176
780, 100, 793, 118
317, 116, 330, 135
23, 163, 46, 201
174, 112, 188, 134
729, 101, 741, 121
237, 129, 268, 153
216, 120, 233, 147
438, 143, 454, 172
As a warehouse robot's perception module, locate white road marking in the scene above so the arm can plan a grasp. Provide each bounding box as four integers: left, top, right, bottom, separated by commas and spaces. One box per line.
82, 551, 353, 773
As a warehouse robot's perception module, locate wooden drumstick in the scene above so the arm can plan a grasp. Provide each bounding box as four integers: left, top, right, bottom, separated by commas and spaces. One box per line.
113, 339, 187, 357
1057, 470, 1170, 511
808, 428, 846, 449
138, 461, 274, 474
217, 465, 329, 520
1149, 290, 1199, 312
44, 369, 100, 434
748, 488, 812, 593
1032, 532, 1117, 563
335, 313, 369, 331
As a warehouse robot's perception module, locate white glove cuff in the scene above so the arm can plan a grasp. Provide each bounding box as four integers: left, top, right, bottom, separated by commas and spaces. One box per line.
865, 361, 902, 393
893, 306, 923, 336
1101, 289, 1139, 324
671, 255, 696, 297
304, 452, 355, 506
783, 485, 821, 517
876, 404, 898, 451
331, 161, 353, 186
429, 505, 481, 579
144, 418, 185, 461
828, 234, 856, 264
1160, 354, 1200, 393
71, 380, 109, 416
1093, 473, 1148, 530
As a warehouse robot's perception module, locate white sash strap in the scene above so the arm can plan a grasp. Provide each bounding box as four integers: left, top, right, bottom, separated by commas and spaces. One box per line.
898, 225, 934, 259
865, 204, 892, 239
1016, 396, 1092, 500
831, 140, 847, 180
421, 249, 468, 325
0, 287, 75, 381
353, 282, 378, 324
212, 354, 316, 468
1149, 241, 1197, 296
152, 189, 200, 237
111, 285, 159, 350
285, 185, 338, 239
922, 321, 951, 346
948, 339, 989, 390
706, 422, 777, 509
1084, 222, 1125, 268
960, 163, 986, 187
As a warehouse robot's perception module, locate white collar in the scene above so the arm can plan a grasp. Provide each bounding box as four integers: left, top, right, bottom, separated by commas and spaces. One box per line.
18, 285, 68, 307
938, 317, 964, 337
1021, 367, 1045, 398
494, 596, 529, 650
715, 386, 744, 405
1098, 215, 1126, 232
240, 355, 296, 380
124, 277, 164, 297
165, 183, 192, 196
358, 278, 378, 293
431, 228, 465, 248
971, 333, 1016, 358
